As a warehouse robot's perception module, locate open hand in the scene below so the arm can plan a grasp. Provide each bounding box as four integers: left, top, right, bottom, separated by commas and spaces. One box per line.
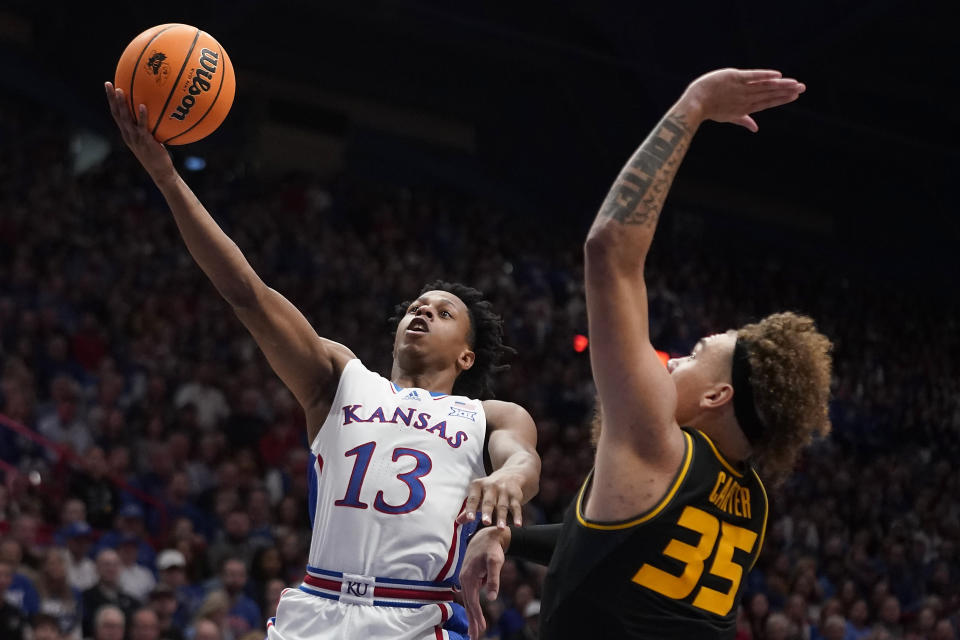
104, 82, 176, 182
683, 68, 805, 132
456, 468, 525, 528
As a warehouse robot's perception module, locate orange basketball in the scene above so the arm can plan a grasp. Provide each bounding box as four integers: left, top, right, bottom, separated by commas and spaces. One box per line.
114, 24, 235, 145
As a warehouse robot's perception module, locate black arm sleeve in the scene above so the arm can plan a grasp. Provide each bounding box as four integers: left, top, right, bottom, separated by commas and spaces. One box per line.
507, 523, 563, 566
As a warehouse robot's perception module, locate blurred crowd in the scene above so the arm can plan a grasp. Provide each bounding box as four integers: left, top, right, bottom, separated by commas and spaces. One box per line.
1, 96, 958, 640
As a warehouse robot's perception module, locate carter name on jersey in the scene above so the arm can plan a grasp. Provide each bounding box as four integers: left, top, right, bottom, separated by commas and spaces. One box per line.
707, 470, 752, 519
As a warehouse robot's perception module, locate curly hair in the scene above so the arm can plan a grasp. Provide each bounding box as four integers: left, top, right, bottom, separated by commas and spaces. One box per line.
390, 280, 514, 400
738, 312, 833, 487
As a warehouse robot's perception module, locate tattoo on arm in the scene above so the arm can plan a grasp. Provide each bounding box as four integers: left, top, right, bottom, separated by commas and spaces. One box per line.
599, 112, 691, 226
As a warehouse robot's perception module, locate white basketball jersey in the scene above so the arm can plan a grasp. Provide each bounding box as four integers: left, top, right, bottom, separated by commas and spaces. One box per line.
305, 359, 487, 585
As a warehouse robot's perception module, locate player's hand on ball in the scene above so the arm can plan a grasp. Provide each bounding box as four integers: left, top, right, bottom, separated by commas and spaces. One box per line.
682, 68, 805, 132
104, 82, 176, 182
460, 526, 510, 640
458, 469, 525, 528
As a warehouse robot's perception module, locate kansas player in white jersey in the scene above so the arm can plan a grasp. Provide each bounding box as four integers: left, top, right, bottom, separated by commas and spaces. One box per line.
105, 83, 542, 640
276, 356, 495, 638
306, 362, 487, 584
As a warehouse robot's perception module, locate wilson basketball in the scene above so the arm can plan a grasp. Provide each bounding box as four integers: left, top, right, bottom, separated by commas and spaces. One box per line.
114, 24, 235, 145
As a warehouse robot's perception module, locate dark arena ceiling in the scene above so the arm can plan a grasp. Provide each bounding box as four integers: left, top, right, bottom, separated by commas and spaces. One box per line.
2, 1, 956, 281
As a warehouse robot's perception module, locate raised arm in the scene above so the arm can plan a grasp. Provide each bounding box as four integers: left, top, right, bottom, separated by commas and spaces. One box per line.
457, 400, 540, 529
584, 69, 804, 459
105, 83, 353, 436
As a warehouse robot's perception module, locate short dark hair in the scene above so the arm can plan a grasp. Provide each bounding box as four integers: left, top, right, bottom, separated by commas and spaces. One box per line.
392, 280, 514, 399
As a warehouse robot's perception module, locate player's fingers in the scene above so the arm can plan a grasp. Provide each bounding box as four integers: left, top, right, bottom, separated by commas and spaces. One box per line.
744, 85, 804, 102
745, 77, 802, 91
748, 92, 801, 113
112, 89, 137, 135
739, 69, 782, 82
485, 551, 503, 599
462, 565, 487, 640
461, 481, 483, 523
748, 80, 804, 94
110, 90, 140, 144
461, 571, 481, 603
510, 495, 523, 527
477, 611, 487, 640
465, 589, 484, 640
733, 115, 759, 133
459, 555, 478, 585
480, 490, 497, 526
137, 104, 150, 131
495, 489, 510, 529
105, 83, 124, 124
468, 604, 487, 640
113, 88, 127, 116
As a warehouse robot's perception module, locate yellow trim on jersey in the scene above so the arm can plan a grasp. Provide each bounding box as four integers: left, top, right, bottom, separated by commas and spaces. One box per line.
576, 430, 694, 530
698, 430, 744, 478
748, 467, 769, 570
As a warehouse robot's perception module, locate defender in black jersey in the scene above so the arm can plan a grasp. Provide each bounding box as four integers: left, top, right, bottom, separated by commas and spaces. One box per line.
538, 427, 768, 638
460, 69, 834, 640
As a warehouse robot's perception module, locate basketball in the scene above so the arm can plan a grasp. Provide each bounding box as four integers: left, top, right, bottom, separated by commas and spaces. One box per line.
114, 24, 235, 145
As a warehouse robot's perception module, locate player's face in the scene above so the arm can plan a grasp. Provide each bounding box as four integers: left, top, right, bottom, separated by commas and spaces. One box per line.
394, 290, 475, 372
667, 330, 737, 424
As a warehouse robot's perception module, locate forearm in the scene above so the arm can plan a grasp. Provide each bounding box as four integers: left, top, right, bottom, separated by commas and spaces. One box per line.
586, 94, 705, 266
154, 172, 261, 306
506, 523, 562, 565
483, 402, 541, 509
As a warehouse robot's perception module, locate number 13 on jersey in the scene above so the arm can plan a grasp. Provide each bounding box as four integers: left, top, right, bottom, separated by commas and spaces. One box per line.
632, 505, 758, 616
334, 441, 433, 515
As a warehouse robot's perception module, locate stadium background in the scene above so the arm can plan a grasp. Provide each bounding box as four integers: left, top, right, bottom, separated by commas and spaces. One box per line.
0, 2, 957, 640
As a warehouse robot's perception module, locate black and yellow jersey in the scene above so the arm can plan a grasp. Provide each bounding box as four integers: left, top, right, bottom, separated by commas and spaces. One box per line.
540, 427, 768, 639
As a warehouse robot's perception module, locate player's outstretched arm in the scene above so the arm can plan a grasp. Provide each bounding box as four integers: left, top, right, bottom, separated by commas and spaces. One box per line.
105, 83, 354, 427
584, 69, 804, 457
458, 401, 540, 529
